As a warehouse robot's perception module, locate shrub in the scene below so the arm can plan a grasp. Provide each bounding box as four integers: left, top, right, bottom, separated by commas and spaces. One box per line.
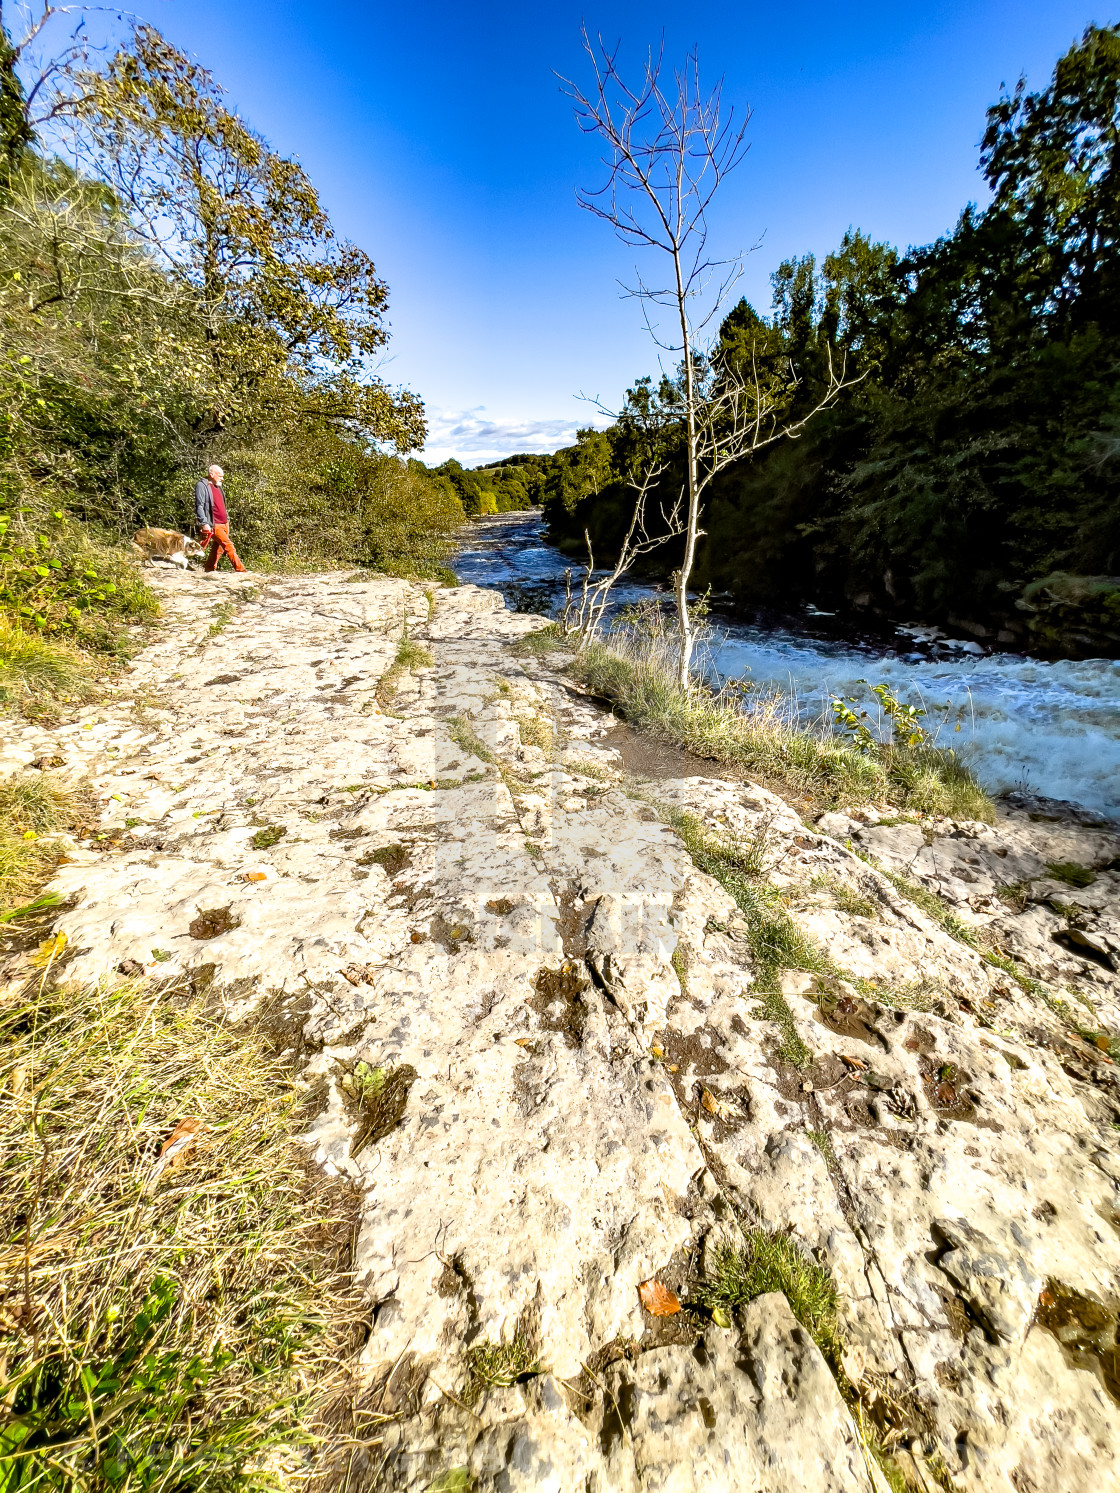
576, 630, 994, 820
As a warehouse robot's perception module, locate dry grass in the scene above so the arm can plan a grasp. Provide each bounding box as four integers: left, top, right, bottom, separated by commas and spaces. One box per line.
0, 976, 370, 1491
577, 631, 993, 821
0, 775, 75, 913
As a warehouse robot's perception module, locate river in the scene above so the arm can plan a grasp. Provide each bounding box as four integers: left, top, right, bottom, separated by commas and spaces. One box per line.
453, 512, 1120, 821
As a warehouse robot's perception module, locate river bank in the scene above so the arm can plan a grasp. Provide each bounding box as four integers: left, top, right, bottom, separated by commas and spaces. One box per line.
454, 512, 1120, 822
1, 564, 1118, 1490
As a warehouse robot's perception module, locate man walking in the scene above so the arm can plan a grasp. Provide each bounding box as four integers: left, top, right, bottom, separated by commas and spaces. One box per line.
194, 465, 247, 573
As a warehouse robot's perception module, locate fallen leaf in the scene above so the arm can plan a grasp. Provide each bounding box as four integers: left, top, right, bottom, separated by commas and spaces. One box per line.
638, 1279, 681, 1316
146, 1118, 207, 1190
839, 1054, 868, 1071
711, 1305, 732, 1329
160, 1117, 203, 1164
514, 1037, 534, 1048
700, 1088, 718, 1114
32, 931, 67, 969
244, 870, 267, 882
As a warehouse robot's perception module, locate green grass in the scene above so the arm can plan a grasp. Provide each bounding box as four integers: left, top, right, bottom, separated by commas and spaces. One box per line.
463, 1335, 541, 1408
205, 600, 237, 639
376, 626, 434, 708
666, 807, 823, 1067
577, 636, 993, 820
809, 873, 879, 920
515, 713, 554, 754
446, 716, 497, 765
251, 823, 287, 851
396, 634, 433, 671
507, 622, 573, 657
0, 622, 91, 715
867, 860, 980, 947
696, 1234, 843, 1371
0, 977, 366, 1492
1045, 860, 1096, 888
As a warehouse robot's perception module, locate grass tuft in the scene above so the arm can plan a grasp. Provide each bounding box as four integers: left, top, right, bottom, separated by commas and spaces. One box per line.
0, 773, 75, 911
507, 623, 573, 658
665, 806, 821, 1067
1044, 860, 1096, 888
395, 634, 433, 672
0, 623, 91, 715
446, 716, 496, 765
377, 626, 434, 707
696, 1234, 843, 1372
515, 714, 554, 755
463, 1335, 541, 1408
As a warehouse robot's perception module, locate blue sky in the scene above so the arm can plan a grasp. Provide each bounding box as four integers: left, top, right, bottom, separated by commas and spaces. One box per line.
99, 2, 1118, 461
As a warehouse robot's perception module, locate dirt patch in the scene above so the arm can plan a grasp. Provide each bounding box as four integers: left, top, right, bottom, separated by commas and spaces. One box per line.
631, 1244, 705, 1351
811, 978, 889, 1050
188, 905, 241, 940
604, 723, 746, 783
349, 1065, 419, 1157
552, 883, 595, 958
918, 1057, 979, 1122
1036, 1280, 1120, 1404
254, 989, 313, 1068
359, 843, 412, 876
529, 963, 591, 1048
429, 912, 474, 952
654, 1023, 730, 1081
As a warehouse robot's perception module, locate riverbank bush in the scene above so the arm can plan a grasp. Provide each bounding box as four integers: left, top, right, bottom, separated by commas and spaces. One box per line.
224, 429, 463, 579
0, 975, 366, 1490
576, 629, 994, 820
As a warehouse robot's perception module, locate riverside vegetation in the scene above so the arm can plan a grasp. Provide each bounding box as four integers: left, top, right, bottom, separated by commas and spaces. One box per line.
539, 25, 1120, 659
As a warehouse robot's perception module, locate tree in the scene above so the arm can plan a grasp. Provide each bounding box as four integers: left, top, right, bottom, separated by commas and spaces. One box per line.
71, 26, 424, 451
566, 32, 849, 682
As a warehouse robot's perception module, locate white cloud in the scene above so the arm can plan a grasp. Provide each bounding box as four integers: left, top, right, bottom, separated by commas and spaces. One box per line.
419, 406, 610, 468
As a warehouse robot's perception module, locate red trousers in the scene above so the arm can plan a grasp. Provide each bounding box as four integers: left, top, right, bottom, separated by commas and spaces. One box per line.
204, 523, 246, 572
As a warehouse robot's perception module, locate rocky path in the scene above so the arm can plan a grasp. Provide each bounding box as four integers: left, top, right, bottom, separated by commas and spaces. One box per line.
2, 569, 1119, 1492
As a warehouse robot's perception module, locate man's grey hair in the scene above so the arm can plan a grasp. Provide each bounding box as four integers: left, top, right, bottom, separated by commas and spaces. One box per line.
208, 464, 224, 479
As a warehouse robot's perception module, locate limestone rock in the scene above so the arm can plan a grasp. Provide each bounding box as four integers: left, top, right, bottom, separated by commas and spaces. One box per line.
3, 565, 1118, 1492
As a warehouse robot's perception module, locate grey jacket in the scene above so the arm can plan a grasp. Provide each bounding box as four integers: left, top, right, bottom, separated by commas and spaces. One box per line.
193, 479, 225, 531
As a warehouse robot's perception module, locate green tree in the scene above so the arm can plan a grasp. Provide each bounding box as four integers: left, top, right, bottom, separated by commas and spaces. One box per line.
74, 26, 424, 450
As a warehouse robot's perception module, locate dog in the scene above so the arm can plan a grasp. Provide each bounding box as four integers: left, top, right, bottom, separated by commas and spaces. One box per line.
132, 528, 205, 569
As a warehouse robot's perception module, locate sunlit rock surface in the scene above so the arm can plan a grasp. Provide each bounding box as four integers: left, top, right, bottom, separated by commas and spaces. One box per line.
2, 567, 1118, 1492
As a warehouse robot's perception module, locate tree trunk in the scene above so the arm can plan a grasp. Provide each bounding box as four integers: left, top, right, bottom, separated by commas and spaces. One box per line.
674, 249, 700, 691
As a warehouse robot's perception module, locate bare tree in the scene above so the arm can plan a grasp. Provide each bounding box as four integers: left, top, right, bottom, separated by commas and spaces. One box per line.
561, 457, 671, 639
565, 31, 852, 686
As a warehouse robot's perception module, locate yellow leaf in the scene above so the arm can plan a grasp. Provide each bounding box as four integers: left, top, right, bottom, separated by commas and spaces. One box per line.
32, 931, 67, 968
